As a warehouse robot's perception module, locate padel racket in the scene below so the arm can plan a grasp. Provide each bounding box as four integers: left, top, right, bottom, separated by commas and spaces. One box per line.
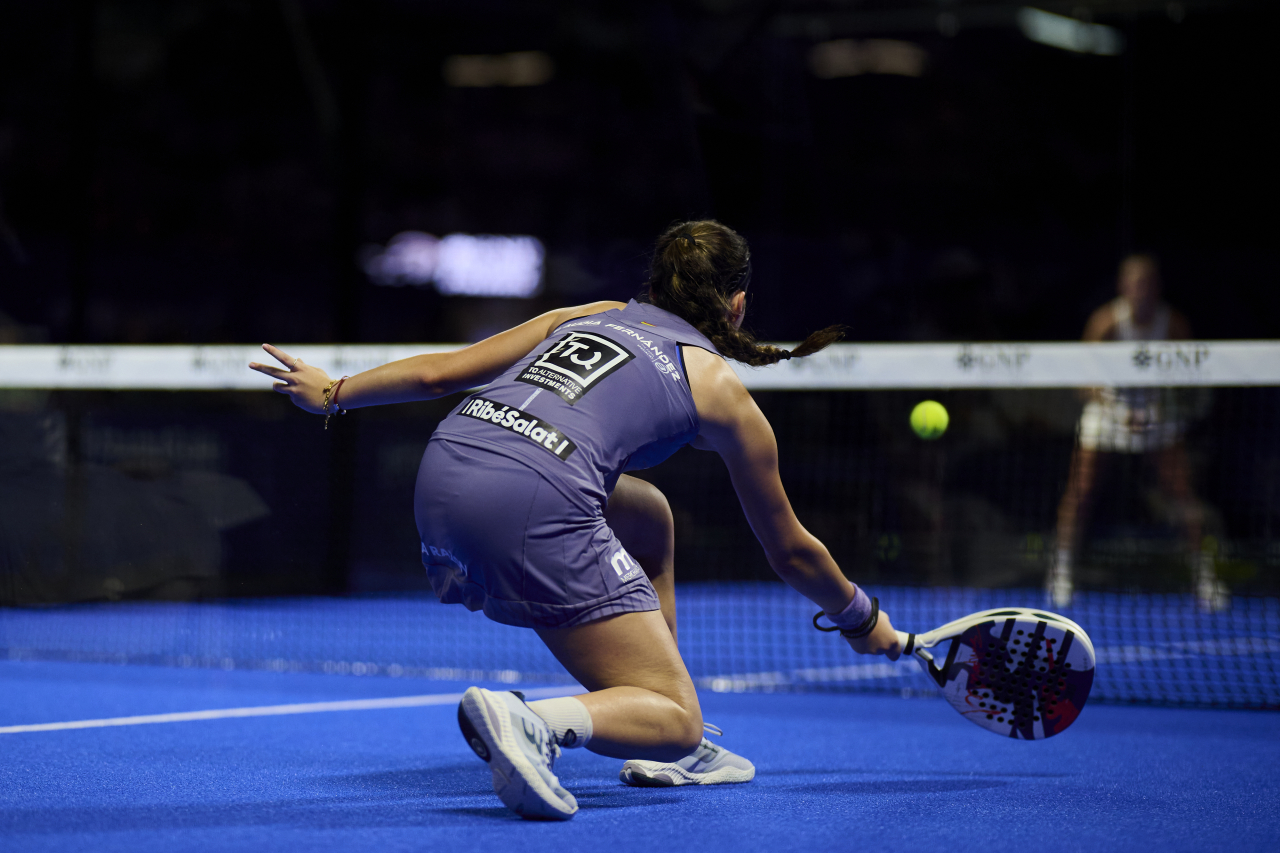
896, 607, 1096, 740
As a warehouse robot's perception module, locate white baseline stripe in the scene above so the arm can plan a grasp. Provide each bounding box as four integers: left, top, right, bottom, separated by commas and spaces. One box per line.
0, 685, 579, 735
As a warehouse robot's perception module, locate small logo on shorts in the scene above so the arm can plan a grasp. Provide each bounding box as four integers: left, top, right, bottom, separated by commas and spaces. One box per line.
423, 544, 468, 577
610, 549, 643, 582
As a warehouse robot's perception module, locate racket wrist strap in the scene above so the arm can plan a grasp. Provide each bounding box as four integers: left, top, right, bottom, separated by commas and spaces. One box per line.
840, 597, 879, 640
813, 586, 879, 639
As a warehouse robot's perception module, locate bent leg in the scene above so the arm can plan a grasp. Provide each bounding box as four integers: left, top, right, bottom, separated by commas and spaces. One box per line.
1057, 447, 1104, 554
606, 474, 677, 640
537, 610, 702, 761
1151, 443, 1202, 549
1150, 442, 1225, 609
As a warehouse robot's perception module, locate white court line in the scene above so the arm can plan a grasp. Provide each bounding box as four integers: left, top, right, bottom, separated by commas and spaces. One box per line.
10, 634, 1277, 731
697, 660, 917, 693
0, 685, 579, 735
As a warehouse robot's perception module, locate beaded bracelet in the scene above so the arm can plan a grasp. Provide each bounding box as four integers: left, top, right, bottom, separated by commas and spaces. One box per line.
322, 376, 349, 429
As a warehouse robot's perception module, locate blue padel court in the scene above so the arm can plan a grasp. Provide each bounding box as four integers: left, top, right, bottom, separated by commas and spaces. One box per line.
2, 661, 1277, 852
3, 587, 1278, 851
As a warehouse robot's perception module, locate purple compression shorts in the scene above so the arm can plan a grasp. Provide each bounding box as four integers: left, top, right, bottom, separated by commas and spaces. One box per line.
414, 438, 660, 629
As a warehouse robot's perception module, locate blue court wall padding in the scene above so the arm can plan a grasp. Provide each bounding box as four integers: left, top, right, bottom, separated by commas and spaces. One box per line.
1, 584, 1277, 708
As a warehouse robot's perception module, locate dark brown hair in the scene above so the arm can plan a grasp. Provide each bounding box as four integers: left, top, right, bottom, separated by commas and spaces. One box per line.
644, 220, 845, 366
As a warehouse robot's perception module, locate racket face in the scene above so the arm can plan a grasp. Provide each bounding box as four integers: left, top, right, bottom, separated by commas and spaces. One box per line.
928, 615, 1095, 740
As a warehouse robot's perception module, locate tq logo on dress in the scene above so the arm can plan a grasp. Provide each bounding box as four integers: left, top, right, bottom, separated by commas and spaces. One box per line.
956, 345, 1030, 372
1132, 344, 1210, 372
517, 332, 634, 404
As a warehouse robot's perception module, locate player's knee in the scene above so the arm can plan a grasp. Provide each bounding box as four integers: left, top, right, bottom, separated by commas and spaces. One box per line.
632, 477, 674, 534
609, 476, 674, 554
671, 689, 704, 752
624, 689, 702, 761
671, 705, 704, 755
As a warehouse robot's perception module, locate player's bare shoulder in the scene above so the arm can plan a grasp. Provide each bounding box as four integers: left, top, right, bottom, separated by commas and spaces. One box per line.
683, 346, 740, 408
682, 346, 757, 450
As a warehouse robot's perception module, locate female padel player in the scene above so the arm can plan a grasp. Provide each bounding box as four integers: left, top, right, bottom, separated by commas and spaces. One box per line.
250, 220, 901, 820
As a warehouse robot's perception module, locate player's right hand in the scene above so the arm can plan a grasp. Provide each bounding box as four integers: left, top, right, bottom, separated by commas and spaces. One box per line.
845, 610, 902, 660
249, 344, 333, 414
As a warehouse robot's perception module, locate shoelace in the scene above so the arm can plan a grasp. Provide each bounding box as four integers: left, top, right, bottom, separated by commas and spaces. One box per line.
702, 722, 723, 737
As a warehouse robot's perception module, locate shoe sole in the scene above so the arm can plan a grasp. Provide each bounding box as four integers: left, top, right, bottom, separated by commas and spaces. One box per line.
457, 687, 577, 820
619, 761, 755, 787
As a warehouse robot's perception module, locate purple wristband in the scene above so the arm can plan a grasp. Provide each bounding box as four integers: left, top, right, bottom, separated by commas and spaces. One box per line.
826, 585, 873, 631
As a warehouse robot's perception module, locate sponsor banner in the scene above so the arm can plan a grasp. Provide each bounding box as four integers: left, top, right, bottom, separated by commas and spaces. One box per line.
457, 395, 578, 461
730, 341, 1280, 389
0, 345, 456, 390
1, 341, 1278, 390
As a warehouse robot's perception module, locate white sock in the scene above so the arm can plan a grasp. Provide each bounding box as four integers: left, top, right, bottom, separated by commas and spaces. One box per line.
529, 696, 593, 749
1055, 549, 1071, 572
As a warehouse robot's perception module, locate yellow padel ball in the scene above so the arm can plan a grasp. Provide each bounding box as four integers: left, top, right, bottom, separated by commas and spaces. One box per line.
910, 400, 949, 440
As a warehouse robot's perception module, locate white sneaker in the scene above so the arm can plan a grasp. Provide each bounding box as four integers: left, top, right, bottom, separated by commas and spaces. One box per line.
619, 737, 755, 787
457, 687, 578, 820
1196, 573, 1230, 613
1193, 553, 1230, 613
1046, 562, 1073, 609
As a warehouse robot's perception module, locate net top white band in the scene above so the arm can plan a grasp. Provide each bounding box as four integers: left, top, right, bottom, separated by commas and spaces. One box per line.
0, 341, 1276, 391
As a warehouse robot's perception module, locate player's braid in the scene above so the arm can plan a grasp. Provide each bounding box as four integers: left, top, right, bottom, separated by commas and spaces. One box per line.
645, 220, 845, 366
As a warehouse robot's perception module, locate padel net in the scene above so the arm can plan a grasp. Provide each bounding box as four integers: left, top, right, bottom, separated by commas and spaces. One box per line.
1, 340, 1278, 708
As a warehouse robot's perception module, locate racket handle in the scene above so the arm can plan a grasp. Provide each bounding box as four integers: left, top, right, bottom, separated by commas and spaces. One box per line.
896, 631, 915, 656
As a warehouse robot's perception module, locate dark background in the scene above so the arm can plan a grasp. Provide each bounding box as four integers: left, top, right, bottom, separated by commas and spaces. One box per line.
2, 0, 1276, 346
1, 1, 1277, 603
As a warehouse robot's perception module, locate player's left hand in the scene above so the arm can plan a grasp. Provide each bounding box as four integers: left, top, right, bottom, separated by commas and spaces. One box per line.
845, 610, 902, 660
249, 344, 333, 414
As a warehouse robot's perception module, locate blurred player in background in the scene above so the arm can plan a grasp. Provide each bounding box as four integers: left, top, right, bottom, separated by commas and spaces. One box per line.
1049, 253, 1227, 611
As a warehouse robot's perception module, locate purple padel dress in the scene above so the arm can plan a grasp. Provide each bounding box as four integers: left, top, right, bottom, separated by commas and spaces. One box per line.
414, 300, 719, 628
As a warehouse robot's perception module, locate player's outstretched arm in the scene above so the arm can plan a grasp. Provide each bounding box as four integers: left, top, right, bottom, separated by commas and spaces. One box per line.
249, 301, 626, 414
686, 347, 899, 659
